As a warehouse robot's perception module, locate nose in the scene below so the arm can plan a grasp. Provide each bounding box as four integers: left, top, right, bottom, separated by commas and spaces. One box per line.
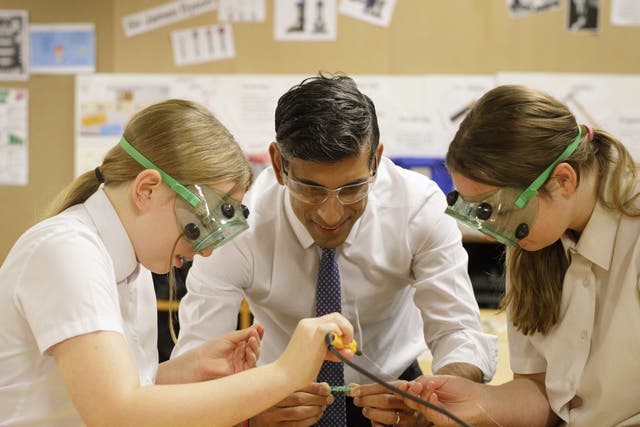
317, 194, 344, 226
199, 246, 215, 257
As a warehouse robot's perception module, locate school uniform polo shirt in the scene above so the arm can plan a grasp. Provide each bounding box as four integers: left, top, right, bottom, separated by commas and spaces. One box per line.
0, 188, 158, 426
507, 200, 640, 426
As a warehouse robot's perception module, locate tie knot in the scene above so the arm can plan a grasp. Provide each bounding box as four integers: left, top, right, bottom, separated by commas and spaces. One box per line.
321, 247, 336, 257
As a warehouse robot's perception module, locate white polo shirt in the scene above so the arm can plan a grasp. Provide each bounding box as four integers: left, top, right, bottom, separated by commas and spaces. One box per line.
0, 188, 158, 426
508, 200, 640, 426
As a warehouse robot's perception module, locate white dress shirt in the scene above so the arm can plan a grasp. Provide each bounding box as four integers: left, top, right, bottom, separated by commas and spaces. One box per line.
0, 188, 158, 426
508, 200, 640, 426
175, 157, 497, 384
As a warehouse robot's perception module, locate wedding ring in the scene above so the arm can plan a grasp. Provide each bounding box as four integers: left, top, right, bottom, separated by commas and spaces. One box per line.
395, 410, 401, 425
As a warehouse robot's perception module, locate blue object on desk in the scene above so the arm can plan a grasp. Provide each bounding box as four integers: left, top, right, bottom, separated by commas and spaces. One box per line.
390, 157, 454, 195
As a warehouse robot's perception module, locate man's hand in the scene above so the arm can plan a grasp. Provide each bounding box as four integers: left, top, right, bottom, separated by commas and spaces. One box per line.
250, 383, 333, 427
351, 381, 431, 427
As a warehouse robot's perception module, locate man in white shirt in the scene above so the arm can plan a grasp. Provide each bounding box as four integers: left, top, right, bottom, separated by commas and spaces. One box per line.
173, 73, 497, 426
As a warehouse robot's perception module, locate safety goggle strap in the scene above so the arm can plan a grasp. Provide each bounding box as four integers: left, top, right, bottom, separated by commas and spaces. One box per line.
119, 135, 201, 208
514, 124, 583, 209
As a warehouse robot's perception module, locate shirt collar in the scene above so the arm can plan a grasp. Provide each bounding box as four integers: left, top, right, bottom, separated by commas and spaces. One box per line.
84, 188, 138, 283
561, 199, 620, 271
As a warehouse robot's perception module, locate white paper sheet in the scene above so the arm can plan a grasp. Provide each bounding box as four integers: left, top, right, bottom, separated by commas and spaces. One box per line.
171, 24, 235, 66
339, 0, 396, 27
497, 72, 640, 160
505, 0, 560, 19
29, 23, 95, 74
274, 0, 337, 41
122, 0, 216, 37
611, 0, 640, 26
0, 87, 28, 186
0, 10, 28, 81
218, 0, 265, 22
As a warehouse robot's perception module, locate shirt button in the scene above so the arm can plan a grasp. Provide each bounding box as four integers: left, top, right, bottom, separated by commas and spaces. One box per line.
579, 329, 588, 341
583, 278, 590, 287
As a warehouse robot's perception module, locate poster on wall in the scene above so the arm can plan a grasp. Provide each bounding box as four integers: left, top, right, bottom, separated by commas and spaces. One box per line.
505, 0, 560, 18
218, 0, 266, 22
611, 0, 640, 26
274, 0, 337, 41
121, 0, 216, 37
0, 10, 28, 81
567, 0, 599, 32
171, 24, 235, 66
497, 72, 640, 160
0, 87, 28, 186
75, 74, 302, 177
339, 0, 397, 27
30, 23, 95, 74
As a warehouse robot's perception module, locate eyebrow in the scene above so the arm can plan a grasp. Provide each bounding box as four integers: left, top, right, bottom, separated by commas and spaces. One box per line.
460, 188, 500, 203
294, 175, 369, 188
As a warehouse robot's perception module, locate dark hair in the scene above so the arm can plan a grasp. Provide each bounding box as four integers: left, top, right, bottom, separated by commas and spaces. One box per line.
447, 84, 639, 335
275, 72, 379, 164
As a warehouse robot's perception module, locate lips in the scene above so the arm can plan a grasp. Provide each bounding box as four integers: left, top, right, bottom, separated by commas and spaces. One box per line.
174, 255, 184, 268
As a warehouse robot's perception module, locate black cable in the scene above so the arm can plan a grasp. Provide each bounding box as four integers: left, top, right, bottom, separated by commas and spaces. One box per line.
325, 333, 472, 427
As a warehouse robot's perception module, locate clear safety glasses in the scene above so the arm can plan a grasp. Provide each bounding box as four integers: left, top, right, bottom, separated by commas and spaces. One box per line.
445, 124, 583, 246
119, 136, 249, 252
281, 155, 377, 205
445, 187, 538, 246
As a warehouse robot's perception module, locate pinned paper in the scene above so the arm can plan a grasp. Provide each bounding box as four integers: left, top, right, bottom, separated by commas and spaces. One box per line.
506, 0, 560, 18
339, 0, 396, 27
0, 10, 28, 81
122, 0, 216, 37
0, 87, 28, 185
171, 24, 235, 66
30, 23, 95, 74
274, 0, 337, 41
218, 0, 266, 22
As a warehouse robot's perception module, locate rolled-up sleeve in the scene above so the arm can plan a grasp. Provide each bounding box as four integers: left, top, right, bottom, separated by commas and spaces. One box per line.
410, 191, 498, 382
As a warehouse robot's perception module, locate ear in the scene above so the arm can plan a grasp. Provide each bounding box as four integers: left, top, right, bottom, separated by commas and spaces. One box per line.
269, 142, 286, 186
131, 169, 163, 211
375, 143, 384, 165
550, 162, 578, 198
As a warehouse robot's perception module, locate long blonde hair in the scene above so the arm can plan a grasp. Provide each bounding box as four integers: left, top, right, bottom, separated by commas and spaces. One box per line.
46, 99, 251, 217
45, 99, 252, 342
446, 85, 640, 335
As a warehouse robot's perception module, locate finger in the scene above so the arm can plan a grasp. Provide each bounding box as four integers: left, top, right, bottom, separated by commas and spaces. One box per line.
245, 336, 260, 365
233, 341, 247, 373
349, 381, 387, 397
247, 335, 260, 355
276, 390, 333, 407
253, 323, 265, 339
355, 392, 405, 410
318, 313, 354, 347
351, 380, 407, 398
228, 324, 264, 345
244, 343, 258, 369
259, 404, 326, 424
363, 407, 410, 426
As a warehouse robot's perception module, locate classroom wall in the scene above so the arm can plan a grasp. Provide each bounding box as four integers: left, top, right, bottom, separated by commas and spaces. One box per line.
1, 0, 639, 262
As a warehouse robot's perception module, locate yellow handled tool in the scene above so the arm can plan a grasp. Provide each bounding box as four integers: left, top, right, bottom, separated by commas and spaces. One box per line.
330, 333, 357, 353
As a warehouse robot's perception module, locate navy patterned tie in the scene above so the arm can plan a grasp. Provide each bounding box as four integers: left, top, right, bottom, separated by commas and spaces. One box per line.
315, 247, 346, 427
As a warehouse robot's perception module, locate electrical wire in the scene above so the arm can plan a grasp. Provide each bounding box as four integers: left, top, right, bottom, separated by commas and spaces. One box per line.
325, 333, 472, 427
